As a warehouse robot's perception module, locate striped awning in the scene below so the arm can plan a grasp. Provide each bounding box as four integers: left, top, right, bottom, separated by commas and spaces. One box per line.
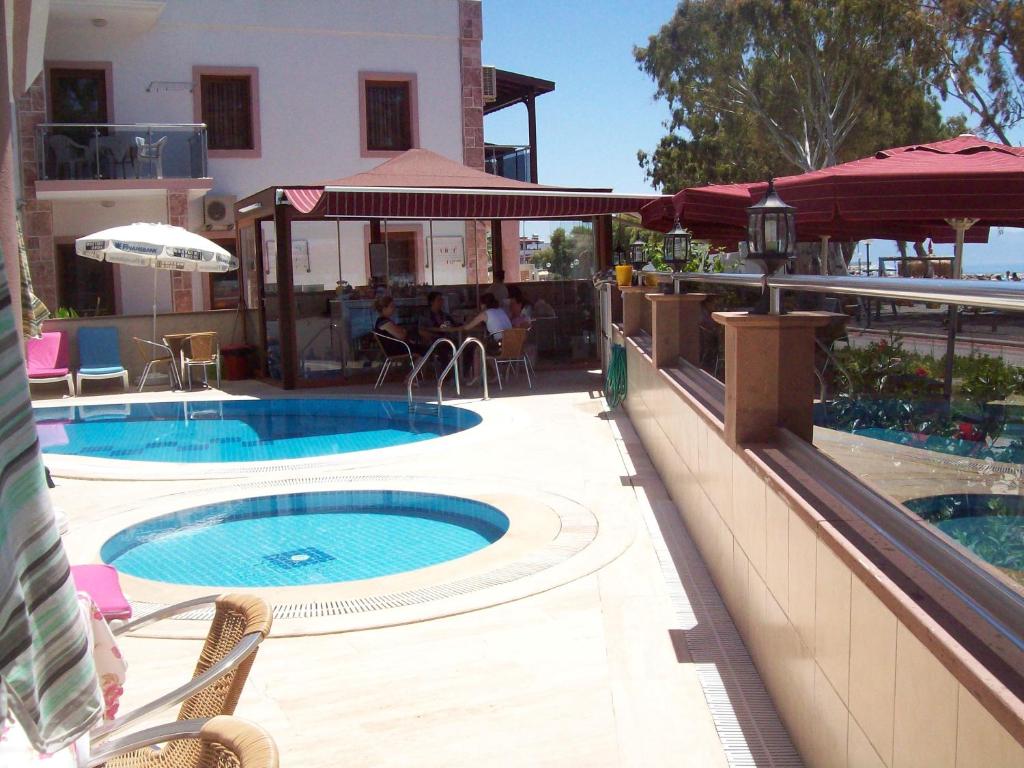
272, 148, 657, 220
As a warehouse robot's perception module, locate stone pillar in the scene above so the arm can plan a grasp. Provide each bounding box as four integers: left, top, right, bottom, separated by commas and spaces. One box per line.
621, 286, 655, 336
167, 190, 194, 312
16, 73, 56, 311
500, 220, 519, 281
713, 311, 833, 445
647, 293, 709, 368
458, 0, 484, 171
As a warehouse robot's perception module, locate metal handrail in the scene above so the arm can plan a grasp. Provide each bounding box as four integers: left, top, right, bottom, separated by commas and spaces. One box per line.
673, 272, 1024, 312
437, 336, 489, 405
38, 122, 207, 129
406, 337, 459, 404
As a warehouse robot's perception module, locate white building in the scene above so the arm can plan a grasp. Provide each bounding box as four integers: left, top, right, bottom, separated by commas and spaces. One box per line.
17, 0, 546, 318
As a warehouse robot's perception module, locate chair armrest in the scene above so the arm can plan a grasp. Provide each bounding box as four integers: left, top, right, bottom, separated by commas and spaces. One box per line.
373, 331, 413, 357
112, 595, 220, 636
86, 718, 211, 767
91, 632, 263, 741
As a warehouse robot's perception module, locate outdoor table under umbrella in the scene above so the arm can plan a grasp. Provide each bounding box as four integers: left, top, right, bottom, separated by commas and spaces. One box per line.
74, 223, 238, 343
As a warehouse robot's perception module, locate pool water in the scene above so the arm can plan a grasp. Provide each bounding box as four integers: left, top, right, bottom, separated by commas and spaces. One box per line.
101, 490, 510, 587
34, 399, 480, 463
903, 493, 1024, 586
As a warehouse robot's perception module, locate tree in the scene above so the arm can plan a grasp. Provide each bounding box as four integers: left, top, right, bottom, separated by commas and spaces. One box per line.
912, 1, 1024, 144
531, 226, 594, 279
635, 0, 961, 193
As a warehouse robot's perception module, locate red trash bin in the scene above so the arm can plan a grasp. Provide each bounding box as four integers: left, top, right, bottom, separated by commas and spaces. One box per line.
221, 344, 254, 380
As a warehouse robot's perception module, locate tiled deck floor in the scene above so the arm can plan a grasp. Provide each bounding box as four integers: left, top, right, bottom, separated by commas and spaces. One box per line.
47, 370, 792, 767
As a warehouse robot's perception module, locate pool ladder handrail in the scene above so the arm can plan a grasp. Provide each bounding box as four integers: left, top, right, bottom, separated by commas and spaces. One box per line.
436, 337, 488, 406
406, 337, 459, 406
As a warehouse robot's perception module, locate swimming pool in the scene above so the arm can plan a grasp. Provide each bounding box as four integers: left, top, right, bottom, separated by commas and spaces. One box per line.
904, 493, 1023, 587
101, 490, 510, 587
34, 399, 480, 463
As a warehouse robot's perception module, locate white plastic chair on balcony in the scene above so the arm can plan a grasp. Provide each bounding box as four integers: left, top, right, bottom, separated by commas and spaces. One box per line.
135, 135, 168, 179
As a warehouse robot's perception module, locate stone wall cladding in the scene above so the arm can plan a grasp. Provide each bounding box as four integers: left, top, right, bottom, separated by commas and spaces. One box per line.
167, 190, 194, 311
458, 0, 483, 171
458, 1, 486, 281
17, 73, 57, 308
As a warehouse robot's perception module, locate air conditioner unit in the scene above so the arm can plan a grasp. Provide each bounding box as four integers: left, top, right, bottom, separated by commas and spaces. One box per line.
203, 194, 236, 230
482, 66, 497, 103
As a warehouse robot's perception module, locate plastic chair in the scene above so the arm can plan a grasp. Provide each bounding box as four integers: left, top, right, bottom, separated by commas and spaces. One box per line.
372, 331, 419, 389
134, 337, 182, 391
85, 715, 279, 768
92, 594, 273, 753
93, 134, 136, 179
48, 134, 88, 179
181, 332, 221, 390
26, 331, 75, 396
488, 327, 533, 390
76, 327, 130, 394
135, 135, 168, 179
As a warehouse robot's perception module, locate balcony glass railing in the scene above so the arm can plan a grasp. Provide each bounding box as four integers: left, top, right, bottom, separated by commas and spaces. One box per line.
485, 145, 531, 183
36, 123, 209, 182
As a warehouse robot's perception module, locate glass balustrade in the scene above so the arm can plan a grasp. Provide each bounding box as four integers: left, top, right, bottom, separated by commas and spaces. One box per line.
36, 123, 209, 181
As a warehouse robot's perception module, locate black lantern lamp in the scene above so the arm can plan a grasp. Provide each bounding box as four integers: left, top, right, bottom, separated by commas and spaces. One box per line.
746, 179, 796, 314
663, 218, 692, 270
613, 245, 626, 266
629, 239, 647, 269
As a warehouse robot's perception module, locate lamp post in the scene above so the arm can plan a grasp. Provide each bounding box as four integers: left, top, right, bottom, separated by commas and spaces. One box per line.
663, 218, 692, 271
614, 245, 626, 266
629, 239, 647, 270
746, 179, 796, 314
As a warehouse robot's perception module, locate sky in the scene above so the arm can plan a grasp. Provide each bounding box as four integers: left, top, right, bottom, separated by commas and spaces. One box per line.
481, 0, 1023, 274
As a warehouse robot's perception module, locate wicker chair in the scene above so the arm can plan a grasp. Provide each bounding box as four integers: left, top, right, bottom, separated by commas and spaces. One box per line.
488, 327, 533, 390
85, 716, 279, 768
91, 594, 274, 766
181, 332, 221, 390
133, 337, 182, 391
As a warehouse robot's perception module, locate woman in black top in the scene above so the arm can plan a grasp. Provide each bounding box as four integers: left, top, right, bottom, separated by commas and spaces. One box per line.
374, 295, 425, 355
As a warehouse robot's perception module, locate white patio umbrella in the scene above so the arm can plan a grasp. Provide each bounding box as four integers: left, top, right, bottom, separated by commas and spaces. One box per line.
74, 222, 237, 341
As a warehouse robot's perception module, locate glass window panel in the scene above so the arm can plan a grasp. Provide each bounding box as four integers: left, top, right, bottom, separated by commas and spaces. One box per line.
365, 81, 411, 151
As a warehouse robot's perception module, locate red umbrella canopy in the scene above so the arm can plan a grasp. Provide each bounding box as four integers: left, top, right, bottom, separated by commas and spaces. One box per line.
758, 134, 1024, 233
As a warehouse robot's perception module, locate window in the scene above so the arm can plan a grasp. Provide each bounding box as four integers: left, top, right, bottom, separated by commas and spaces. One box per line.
194, 67, 260, 157
208, 271, 240, 310
48, 67, 109, 124
57, 243, 115, 315
359, 73, 418, 156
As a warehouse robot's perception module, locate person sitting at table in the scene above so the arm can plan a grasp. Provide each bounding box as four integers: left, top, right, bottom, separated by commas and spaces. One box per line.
419, 291, 455, 340
508, 292, 533, 328
461, 293, 512, 384
374, 295, 426, 356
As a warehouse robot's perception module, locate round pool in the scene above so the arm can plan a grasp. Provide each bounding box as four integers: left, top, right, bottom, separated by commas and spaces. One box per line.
34, 399, 480, 463
101, 490, 509, 587
904, 493, 1023, 583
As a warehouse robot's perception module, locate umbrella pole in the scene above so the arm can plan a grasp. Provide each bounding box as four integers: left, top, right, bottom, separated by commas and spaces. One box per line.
942, 219, 977, 400
152, 263, 158, 343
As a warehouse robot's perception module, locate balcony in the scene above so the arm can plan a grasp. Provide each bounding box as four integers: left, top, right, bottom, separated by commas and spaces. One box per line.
34, 123, 213, 200
484, 144, 531, 183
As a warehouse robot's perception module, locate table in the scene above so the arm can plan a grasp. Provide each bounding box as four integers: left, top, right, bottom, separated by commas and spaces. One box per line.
162, 333, 193, 388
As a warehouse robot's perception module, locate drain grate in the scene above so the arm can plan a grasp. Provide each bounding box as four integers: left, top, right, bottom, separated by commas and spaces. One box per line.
264, 547, 335, 570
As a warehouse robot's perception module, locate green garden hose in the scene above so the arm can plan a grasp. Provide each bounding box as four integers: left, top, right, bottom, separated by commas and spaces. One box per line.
605, 344, 627, 409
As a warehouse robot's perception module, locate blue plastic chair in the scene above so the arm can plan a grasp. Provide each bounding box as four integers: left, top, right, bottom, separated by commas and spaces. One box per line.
76, 326, 129, 395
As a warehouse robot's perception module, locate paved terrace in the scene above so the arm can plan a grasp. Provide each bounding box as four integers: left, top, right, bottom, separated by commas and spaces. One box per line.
43, 371, 800, 767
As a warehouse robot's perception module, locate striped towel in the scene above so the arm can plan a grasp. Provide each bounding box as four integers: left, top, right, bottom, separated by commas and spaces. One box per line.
17, 217, 49, 340
0, 244, 102, 752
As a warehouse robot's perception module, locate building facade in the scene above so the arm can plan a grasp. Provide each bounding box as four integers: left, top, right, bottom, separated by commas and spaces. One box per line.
16, 0, 529, 319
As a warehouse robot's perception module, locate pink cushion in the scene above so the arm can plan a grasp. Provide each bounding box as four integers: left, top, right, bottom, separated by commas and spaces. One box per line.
26, 332, 69, 376
29, 366, 70, 379
71, 564, 132, 621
